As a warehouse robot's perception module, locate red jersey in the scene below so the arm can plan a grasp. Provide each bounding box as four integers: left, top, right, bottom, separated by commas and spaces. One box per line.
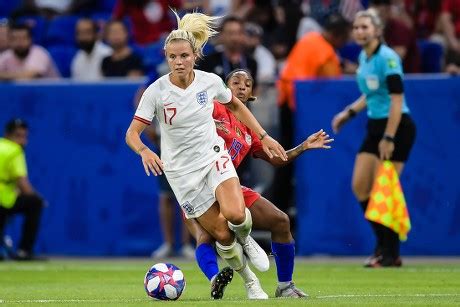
212, 101, 264, 169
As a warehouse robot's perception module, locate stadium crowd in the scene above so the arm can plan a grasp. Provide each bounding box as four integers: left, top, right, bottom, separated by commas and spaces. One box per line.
0, 0, 459, 82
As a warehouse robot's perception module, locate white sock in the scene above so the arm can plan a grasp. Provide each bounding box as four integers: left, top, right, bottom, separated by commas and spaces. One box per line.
228, 208, 252, 242
236, 262, 258, 284
278, 281, 291, 289
215, 239, 246, 271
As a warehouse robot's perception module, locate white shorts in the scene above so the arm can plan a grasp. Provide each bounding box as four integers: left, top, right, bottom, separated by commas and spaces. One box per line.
166, 151, 238, 219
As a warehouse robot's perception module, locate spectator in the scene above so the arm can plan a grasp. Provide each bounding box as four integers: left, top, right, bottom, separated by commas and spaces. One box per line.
198, 16, 258, 86
244, 22, 276, 83
402, 0, 442, 39
273, 14, 350, 215
101, 20, 144, 78
112, 0, 182, 46
0, 24, 60, 81
439, 0, 460, 74
71, 18, 112, 81
370, 0, 420, 73
12, 0, 98, 20
0, 119, 45, 261
0, 19, 8, 53
297, 0, 363, 39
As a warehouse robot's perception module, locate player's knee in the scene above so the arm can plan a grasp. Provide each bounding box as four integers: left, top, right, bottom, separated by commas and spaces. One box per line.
271, 211, 290, 235
225, 207, 246, 225
352, 181, 368, 200
212, 227, 233, 245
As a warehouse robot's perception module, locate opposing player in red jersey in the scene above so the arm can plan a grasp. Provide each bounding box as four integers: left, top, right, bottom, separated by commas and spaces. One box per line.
186, 69, 333, 299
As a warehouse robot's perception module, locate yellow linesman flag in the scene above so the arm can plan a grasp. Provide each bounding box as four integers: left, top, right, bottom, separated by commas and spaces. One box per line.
365, 161, 411, 241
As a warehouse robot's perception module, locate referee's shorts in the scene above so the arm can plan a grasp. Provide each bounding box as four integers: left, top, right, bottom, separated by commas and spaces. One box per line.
359, 114, 416, 162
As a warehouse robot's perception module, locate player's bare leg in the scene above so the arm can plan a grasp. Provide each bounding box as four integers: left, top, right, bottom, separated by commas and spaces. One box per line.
250, 197, 307, 298
216, 177, 269, 272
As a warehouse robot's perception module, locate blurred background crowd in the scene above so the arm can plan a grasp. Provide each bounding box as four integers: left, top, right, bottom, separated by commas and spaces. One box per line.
1, 0, 459, 83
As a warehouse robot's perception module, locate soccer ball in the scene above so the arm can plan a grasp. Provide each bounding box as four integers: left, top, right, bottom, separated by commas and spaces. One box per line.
144, 263, 186, 300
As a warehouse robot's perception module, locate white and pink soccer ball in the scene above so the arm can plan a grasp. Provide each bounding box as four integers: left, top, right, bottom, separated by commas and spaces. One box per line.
144, 263, 186, 300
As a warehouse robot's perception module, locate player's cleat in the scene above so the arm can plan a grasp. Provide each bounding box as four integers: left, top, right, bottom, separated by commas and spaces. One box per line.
245, 278, 269, 299
366, 256, 403, 268
180, 244, 195, 260
364, 253, 382, 267
239, 235, 269, 272
151, 243, 173, 259
275, 282, 308, 298
210, 267, 233, 299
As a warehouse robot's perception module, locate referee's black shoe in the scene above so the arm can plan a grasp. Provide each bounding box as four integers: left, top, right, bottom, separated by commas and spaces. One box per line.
211, 267, 233, 299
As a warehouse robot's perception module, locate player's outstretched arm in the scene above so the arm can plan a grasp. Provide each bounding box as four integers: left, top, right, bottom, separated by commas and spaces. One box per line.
225, 95, 288, 161
126, 119, 163, 176
254, 129, 333, 167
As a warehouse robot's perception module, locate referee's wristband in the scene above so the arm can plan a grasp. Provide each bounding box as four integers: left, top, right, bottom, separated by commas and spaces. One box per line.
382, 134, 395, 142
347, 108, 357, 118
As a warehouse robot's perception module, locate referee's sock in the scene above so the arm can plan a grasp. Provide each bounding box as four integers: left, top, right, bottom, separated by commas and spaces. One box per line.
360, 199, 384, 254
195, 243, 219, 281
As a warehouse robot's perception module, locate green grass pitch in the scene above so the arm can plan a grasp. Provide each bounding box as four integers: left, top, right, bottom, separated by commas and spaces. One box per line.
1, 258, 459, 306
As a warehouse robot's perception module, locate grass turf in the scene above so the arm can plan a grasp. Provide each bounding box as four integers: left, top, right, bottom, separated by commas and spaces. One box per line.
0, 258, 459, 306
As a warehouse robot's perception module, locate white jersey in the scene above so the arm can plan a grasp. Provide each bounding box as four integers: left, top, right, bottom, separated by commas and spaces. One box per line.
134, 69, 232, 177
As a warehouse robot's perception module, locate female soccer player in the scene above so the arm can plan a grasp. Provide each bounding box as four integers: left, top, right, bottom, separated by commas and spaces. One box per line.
126, 12, 287, 299
331, 9, 416, 267
186, 69, 333, 299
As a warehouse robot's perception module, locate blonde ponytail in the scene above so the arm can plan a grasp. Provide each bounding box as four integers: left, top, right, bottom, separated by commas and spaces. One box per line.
165, 11, 220, 58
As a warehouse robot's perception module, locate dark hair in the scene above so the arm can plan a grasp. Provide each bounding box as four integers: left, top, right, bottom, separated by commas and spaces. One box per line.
369, 0, 391, 5
77, 17, 98, 33
219, 16, 244, 32
105, 19, 128, 33
5, 118, 28, 135
225, 68, 254, 84
324, 14, 351, 37
9, 23, 32, 37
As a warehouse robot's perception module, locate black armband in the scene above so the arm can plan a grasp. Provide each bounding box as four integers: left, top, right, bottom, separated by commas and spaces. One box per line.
386, 74, 404, 94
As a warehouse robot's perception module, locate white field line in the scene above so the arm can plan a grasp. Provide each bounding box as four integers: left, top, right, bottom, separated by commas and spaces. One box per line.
317, 293, 460, 299
1, 294, 459, 304
0, 298, 146, 304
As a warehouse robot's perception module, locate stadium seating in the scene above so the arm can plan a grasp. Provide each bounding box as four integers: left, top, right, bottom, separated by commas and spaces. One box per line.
44, 15, 79, 47
47, 45, 77, 78
142, 39, 166, 73
97, 0, 117, 14
339, 42, 362, 63
0, 0, 21, 17
417, 40, 443, 73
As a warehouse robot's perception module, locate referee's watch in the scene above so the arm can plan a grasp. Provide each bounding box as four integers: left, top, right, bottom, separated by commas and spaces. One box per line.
382, 134, 395, 142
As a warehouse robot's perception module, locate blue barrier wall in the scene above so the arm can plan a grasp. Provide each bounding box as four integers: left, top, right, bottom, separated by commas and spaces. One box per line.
1, 77, 459, 256
0, 81, 168, 256
295, 76, 460, 255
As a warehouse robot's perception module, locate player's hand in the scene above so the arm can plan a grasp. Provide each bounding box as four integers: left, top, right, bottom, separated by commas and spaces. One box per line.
140, 148, 163, 176
331, 111, 350, 134
303, 129, 334, 150
378, 139, 394, 160
261, 135, 288, 161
